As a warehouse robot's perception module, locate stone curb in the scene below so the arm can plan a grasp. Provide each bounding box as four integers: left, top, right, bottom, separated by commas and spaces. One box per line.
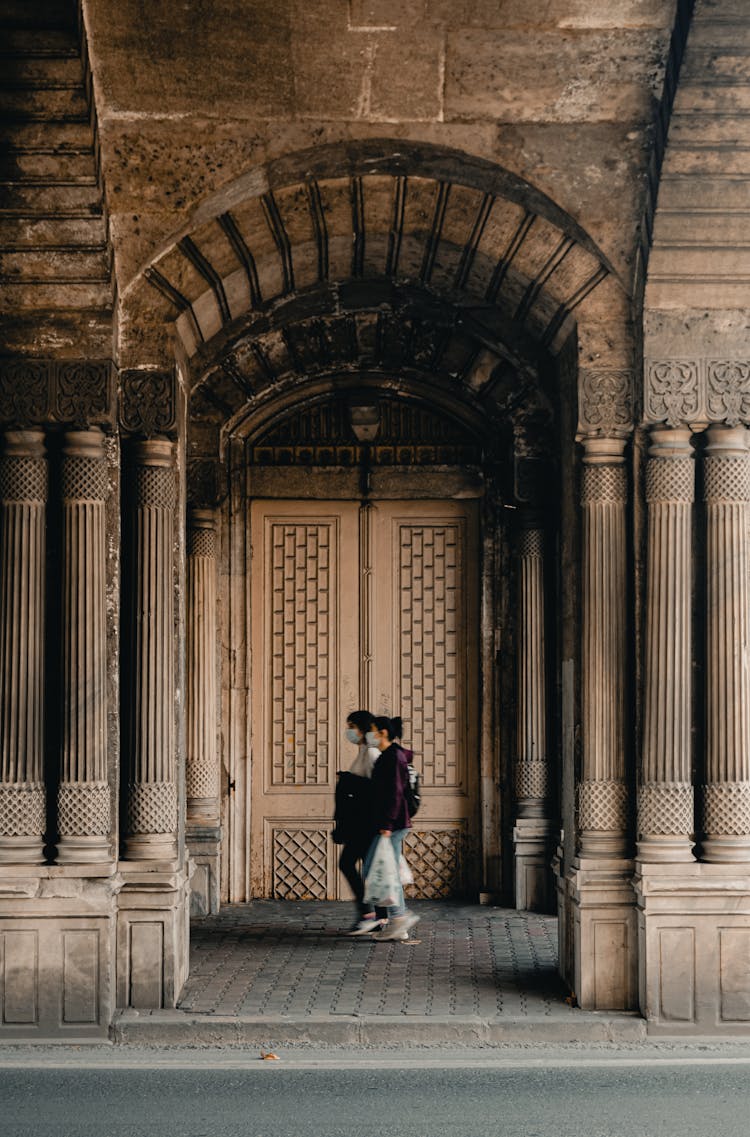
112, 1010, 647, 1047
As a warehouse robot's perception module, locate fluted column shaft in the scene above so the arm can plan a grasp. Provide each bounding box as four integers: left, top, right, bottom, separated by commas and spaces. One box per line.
638, 428, 695, 862
57, 429, 111, 863
0, 430, 47, 864
702, 425, 750, 863
123, 438, 177, 860
515, 525, 549, 818
578, 436, 629, 858
186, 509, 219, 825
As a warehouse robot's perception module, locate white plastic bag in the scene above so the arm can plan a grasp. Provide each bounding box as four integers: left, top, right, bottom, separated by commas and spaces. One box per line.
398, 854, 414, 886
363, 835, 400, 907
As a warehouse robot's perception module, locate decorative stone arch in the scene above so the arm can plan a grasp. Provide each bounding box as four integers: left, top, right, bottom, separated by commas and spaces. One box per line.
115, 139, 638, 1010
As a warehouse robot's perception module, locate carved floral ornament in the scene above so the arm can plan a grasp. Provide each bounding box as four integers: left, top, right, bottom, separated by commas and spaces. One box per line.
0, 359, 114, 428
645, 359, 750, 428
118, 368, 177, 437
578, 369, 633, 436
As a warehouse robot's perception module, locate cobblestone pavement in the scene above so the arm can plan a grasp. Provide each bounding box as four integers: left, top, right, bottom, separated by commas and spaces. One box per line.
179, 901, 578, 1020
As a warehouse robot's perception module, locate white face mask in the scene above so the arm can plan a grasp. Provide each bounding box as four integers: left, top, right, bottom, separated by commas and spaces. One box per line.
344, 728, 360, 744
365, 731, 379, 746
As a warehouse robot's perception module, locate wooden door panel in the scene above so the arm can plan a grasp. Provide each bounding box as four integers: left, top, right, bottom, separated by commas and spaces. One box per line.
250, 502, 359, 898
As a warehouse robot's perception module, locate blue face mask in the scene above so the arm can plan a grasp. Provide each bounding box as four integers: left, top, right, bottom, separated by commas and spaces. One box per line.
345, 728, 360, 744
365, 731, 379, 746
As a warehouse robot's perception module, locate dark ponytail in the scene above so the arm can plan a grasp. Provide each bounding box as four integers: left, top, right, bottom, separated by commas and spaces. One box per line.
372, 714, 403, 741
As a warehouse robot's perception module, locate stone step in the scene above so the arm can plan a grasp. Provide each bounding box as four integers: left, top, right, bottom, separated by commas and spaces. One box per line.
0, 57, 82, 86
3, 120, 94, 151
0, 247, 111, 282
0, 29, 77, 56
0, 215, 107, 248
0, 0, 77, 29
0, 280, 113, 312
0, 182, 103, 216
0, 149, 96, 182
0, 85, 89, 121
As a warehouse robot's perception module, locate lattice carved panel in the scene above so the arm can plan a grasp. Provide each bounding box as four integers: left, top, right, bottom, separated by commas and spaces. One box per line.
269, 522, 334, 787
397, 523, 462, 789
404, 828, 463, 899
272, 828, 329, 899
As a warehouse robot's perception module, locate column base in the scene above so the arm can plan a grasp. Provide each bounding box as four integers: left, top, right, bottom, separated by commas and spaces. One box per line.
578, 830, 628, 858
123, 834, 178, 861
57, 835, 113, 865
186, 824, 221, 917
636, 835, 695, 863
0, 864, 119, 1039
513, 817, 555, 913
701, 836, 750, 863
569, 856, 637, 1011
0, 836, 45, 865
635, 861, 750, 1032
116, 860, 190, 1010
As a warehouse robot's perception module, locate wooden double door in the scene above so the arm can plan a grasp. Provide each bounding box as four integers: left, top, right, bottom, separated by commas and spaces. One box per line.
249, 499, 479, 899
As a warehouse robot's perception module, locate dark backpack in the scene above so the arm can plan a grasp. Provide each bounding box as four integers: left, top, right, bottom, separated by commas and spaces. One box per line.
398, 745, 422, 817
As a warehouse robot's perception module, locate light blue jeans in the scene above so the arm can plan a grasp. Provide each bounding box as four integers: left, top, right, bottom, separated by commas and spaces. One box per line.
363, 829, 409, 919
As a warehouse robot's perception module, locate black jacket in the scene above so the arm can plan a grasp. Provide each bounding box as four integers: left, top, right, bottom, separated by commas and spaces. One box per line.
332, 771, 375, 845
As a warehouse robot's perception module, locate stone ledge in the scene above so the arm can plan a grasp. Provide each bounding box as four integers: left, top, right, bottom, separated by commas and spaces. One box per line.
111, 1010, 647, 1048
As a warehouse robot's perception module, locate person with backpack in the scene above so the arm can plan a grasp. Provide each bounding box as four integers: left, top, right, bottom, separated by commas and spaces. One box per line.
333, 709, 388, 936
362, 714, 421, 942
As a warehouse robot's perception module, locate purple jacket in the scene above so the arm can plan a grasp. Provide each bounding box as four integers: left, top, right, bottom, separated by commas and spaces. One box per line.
371, 743, 412, 832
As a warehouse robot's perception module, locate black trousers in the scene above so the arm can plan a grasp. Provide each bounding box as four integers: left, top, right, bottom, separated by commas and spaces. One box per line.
339, 835, 386, 919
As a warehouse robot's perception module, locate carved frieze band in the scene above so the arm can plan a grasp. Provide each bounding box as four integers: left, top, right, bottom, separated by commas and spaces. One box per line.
126, 782, 178, 835
581, 464, 627, 504
577, 780, 629, 832
578, 369, 633, 434
637, 782, 693, 837
515, 760, 549, 800
645, 359, 750, 427
0, 784, 46, 837
702, 783, 750, 837
0, 358, 114, 428
57, 782, 111, 837
119, 369, 177, 436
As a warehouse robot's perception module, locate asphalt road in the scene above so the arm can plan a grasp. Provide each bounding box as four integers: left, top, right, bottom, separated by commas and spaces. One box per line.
2, 1055, 750, 1137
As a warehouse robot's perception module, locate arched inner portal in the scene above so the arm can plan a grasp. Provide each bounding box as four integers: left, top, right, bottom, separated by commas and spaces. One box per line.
206, 376, 559, 906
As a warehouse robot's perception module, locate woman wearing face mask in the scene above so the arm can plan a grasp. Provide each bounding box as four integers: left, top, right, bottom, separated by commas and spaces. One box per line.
333, 710, 388, 935
362, 715, 420, 942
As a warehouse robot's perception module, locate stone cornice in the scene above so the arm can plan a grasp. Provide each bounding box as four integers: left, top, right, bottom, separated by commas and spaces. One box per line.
645, 358, 750, 428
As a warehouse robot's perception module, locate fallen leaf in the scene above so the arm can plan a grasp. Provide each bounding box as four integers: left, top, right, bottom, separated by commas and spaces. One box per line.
260, 1051, 281, 1060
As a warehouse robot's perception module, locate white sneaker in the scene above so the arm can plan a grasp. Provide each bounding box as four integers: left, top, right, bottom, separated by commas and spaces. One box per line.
346, 917, 387, 936
372, 912, 420, 941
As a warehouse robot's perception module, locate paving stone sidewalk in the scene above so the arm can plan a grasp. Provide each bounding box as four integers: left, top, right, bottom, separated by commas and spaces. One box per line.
178, 901, 574, 1020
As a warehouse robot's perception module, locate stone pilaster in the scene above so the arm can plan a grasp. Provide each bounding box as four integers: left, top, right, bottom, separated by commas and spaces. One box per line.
57, 429, 111, 863
578, 437, 629, 857
513, 522, 554, 912
123, 438, 177, 861
185, 508, 221, 915
638, 428, 695, 862
0, 430, 47, 864
702, 425, 750, 863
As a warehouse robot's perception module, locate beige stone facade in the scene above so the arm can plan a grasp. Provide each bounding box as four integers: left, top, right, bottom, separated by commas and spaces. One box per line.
2, 0, 750, 1037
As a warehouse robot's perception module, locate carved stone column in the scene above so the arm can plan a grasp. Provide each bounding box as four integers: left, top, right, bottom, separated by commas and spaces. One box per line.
57, 429, 111, 863
0, 430, 47, 864
637, 427, 695, 862
185, 509, 221, 915
123, 438, 177, 860
702, 425, 750, 862
578, 437, 629, 857
513, 521, 554, 911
